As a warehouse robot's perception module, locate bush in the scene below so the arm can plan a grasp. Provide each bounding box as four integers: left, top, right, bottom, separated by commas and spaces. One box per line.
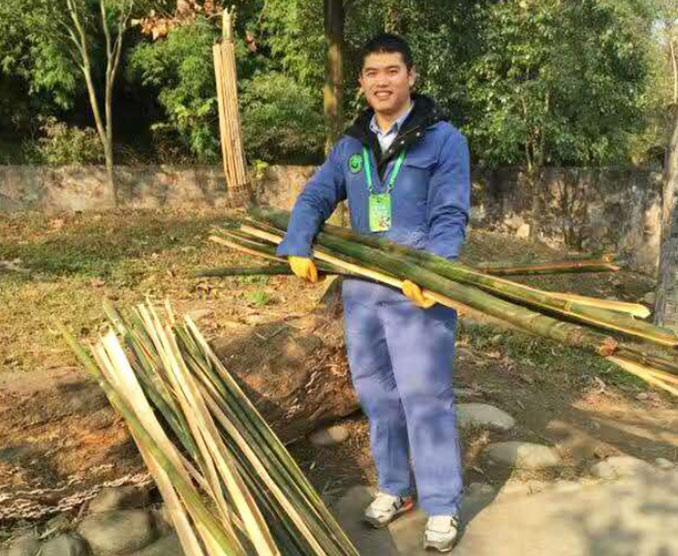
28, 117, 103, 165
240, 72, 325, 163
128, 19, 221, 163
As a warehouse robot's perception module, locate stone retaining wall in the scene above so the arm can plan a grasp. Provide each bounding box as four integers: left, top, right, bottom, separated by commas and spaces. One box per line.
470, 167, 663, 273
0, 164, 663, 272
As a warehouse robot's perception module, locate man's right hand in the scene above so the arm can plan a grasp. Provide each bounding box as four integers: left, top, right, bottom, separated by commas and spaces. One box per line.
289, 256, 318, 283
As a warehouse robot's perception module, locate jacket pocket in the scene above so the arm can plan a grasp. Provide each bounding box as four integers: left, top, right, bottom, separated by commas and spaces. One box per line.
402, 150, 436, 170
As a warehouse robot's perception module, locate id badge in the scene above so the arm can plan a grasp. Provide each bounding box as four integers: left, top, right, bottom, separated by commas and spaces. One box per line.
369, 193, 392, 232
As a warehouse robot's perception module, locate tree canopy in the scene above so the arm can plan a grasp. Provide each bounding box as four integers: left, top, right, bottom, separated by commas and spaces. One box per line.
0, 0, 673, 168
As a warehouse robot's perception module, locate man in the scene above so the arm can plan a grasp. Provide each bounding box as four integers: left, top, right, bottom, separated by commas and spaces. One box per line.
277, 33, 470, 552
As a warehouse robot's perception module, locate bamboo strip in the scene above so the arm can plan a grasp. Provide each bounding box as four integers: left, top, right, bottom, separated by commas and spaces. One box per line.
479, 260, 620, 276
608, 356, 678, 397
217, 44, 237, 186
239, 215, 678, 374
235, 223, 678, 397
222, 41, 247, 185
212, 44, 231, 182
237, 225, 475, 316
209, 235, 284, 263
545, 293, 650, 319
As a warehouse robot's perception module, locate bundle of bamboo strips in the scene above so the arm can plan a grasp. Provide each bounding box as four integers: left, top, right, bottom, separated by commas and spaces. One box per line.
207, 209, 678, 398
58, 301, 359, 556
213, 8, 248, 192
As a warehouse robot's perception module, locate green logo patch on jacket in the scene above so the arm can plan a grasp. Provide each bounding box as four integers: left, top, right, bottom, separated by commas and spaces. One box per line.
348, 153, 363, 174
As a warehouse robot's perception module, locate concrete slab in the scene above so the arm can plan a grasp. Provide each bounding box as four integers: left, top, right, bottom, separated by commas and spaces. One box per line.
332, 469, 678, 555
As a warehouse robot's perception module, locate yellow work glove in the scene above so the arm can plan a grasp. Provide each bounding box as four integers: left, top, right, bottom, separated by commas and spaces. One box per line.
289, 256, 318, 283
401, 280, 436, 309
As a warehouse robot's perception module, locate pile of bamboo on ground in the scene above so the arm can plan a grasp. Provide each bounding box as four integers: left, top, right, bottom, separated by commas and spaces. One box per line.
58, 301, 359, 556
206, 209, 678, 398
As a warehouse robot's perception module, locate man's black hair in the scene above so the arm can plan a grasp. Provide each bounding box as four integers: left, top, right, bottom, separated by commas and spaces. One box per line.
361, 33, 413, 70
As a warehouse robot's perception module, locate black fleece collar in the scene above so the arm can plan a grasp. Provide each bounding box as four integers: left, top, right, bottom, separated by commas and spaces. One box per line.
345, 94, 447, 175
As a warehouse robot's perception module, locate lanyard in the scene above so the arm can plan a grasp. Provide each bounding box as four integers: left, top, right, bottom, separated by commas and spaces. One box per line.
362, 147, 406, 195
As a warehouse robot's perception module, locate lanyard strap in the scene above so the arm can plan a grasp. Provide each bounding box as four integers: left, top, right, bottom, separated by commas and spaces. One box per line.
362, 147, 406, 194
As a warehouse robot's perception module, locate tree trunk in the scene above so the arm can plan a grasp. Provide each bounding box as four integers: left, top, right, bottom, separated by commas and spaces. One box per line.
323, 0, 347, 226
104, 141, 115, 199
655, 108, 678, 328
323, 0, 344, 150
525, 167, 543, 240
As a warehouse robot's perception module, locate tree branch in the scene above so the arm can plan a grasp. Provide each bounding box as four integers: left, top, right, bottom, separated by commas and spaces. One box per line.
65, 0, 107, 152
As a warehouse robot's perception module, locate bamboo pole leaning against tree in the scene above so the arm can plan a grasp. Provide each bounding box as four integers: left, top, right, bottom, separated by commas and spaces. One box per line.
213, 7, 249, 200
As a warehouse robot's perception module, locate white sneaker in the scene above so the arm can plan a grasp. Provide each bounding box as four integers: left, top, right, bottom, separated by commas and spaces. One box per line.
423, 515, 460, 552
363, 492, 415, 528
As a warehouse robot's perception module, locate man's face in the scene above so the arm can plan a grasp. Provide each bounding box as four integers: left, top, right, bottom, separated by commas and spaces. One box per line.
359, 51, 415, 116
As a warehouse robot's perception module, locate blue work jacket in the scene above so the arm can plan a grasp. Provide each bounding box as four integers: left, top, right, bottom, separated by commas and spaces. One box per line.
277, 95, 470, 261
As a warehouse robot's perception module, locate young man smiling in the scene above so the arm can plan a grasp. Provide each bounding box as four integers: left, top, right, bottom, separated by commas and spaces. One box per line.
277, 33, 470, 552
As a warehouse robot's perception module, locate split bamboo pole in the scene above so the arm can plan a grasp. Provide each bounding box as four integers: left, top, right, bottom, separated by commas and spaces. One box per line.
233, 221, 678, 393
238, 223, 621, 356
236, 218, 678, 375
251, 211, 676, 347
477, 259, 621, 276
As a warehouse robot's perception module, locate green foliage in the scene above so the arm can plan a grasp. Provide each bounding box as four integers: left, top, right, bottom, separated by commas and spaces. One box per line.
240, 72, 325, 162
260, 0, 326, 89
0, 0, 80, 110
27, 117, 104, 165
624, 0, 678, 165
465, 0, 648, 169
0, 0, 668, 168
128, 18, 221, 163
344, 0, 487, 126
245, 289, 271, 307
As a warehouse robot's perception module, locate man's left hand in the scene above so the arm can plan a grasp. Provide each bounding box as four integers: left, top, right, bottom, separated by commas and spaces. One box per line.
401, 280, 436, 309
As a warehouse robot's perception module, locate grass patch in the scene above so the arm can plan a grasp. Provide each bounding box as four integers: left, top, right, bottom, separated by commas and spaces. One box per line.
0, 209, 251, 373
458, 319, 647, 392
245, 289, 272, 307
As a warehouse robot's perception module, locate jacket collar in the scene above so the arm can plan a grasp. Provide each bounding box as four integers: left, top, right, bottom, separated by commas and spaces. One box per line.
345, 94, 447, 172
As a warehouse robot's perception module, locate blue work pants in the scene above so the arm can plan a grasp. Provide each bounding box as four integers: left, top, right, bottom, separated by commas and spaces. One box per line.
342, 279, 463, 516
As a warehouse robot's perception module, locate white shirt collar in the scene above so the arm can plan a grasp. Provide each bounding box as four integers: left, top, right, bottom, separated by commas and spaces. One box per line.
369, 101, 415, 152
369, 101, 415, 138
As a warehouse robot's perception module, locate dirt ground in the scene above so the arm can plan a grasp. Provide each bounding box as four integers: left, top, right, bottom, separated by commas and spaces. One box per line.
1, 208, 676, 539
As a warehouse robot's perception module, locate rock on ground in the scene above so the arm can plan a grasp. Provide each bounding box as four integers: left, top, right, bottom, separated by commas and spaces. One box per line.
453, 468, 678, 556
655, 457, 676, 471
485, 441, 561, 469
309, 424, 350, 447
590, 456, 655, 480
3, 532, 41, 556
456, 404, 515, 432
87, 486, 151, 514
497, 479, 547, 499
78, 509, 157, 554
40, 534, 90, 556
130, 534, 184, 556
150, 505, 174, 536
